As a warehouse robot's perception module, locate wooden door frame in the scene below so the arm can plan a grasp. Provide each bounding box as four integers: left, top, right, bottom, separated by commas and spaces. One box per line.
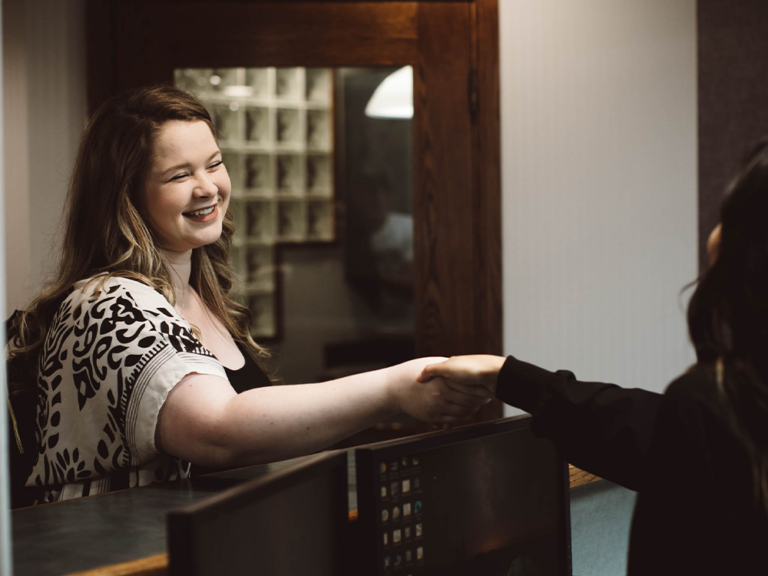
86, 0, 502, 421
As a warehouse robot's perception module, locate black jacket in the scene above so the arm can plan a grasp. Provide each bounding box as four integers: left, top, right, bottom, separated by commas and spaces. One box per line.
497, 356, 768, 575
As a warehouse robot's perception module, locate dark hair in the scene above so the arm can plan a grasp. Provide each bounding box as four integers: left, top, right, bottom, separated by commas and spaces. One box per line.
9, 85, 266, 393
688, 138, 768, 511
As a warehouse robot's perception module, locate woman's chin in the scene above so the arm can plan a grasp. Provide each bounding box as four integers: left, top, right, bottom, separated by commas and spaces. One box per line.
188, 224, 224, 247
193, 232, 223, 248
165, 233, 223, 253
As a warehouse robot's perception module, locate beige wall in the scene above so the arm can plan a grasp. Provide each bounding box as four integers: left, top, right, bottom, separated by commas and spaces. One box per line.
2, 0, 86, 312
3, 0, 29, 313
499, 0, 698, 411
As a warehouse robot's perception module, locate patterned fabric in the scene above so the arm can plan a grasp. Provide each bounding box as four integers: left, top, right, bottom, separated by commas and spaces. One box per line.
26, 276, 227, 503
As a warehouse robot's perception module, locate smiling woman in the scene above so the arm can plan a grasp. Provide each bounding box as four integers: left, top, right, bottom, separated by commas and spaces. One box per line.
5, 86, 490, 505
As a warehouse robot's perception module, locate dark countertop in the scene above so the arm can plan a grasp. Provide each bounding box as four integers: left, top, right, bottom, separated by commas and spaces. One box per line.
11, 457, 316, 576
12, 449, 589, 575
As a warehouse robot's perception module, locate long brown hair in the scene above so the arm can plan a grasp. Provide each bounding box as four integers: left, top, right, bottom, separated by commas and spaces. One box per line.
9, 85, 267, 392
688, 139, 768, 514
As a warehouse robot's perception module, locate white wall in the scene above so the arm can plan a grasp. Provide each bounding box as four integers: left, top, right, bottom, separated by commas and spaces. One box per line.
499, 0, 698, 413
2, 0, 86, 312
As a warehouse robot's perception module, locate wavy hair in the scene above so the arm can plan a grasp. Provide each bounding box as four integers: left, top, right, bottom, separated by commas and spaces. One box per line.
688, 139, 768, 513
9, 85, 267, 393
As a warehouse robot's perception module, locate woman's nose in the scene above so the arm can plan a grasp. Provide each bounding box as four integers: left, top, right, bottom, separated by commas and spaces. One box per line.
194, 173, 218, 197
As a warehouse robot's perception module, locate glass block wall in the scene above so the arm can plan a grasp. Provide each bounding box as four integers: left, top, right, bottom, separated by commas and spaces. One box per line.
175, 67, 335, 338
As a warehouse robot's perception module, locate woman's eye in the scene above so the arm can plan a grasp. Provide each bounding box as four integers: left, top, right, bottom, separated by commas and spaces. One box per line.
209, 160, 223, 169
169, 173, 188, 182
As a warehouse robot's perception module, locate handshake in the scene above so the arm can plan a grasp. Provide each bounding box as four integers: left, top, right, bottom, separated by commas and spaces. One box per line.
387, 355, 507, 426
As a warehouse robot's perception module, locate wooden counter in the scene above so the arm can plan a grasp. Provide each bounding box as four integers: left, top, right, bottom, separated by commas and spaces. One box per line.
569, 464, 601, 488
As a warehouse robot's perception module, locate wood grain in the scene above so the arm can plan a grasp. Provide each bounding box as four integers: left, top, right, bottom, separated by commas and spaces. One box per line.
698, 0, 768, 273
64, 554, 168, 576
569, 464, 601, 488
413, 2, 474, 357
85, 0, 116, 115
468, 0, 503, 422
114, 2, 419, 95
410, 3, 503, 429
473, 0, 502, 357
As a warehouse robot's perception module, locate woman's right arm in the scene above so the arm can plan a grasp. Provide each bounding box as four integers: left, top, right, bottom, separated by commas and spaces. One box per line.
155, 357, 490, 469
420, 355, 665, 491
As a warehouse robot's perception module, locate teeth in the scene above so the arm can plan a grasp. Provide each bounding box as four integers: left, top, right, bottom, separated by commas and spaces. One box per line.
185, 206, 215, 217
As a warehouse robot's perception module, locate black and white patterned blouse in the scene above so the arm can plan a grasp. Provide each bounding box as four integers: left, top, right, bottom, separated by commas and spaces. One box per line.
26, 276, 228, 503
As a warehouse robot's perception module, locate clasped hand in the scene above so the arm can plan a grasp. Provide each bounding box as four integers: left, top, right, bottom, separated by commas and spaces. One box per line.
388, 356, 502, 425
400, 354, 505, 424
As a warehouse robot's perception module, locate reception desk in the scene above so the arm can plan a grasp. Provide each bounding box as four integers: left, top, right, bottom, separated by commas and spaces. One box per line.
12, 455, 596, 575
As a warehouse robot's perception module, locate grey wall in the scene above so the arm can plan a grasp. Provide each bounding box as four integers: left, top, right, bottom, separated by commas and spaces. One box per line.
698, 0, 768, 272
499, 0, 698, 410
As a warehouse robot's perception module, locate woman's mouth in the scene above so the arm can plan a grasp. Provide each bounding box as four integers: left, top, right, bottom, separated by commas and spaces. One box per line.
183, 205, 218, 223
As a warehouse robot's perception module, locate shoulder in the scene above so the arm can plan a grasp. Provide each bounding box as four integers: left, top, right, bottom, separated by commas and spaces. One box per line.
50, 274, 218, 364
46, 275, 190, 346
659, 363, 732, 436
663, 363, 720, 407
70, 275, 173, 312
57, 275, 180, 326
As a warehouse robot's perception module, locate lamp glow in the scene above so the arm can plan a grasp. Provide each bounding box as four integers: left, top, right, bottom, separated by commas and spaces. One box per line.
365, 66, 413, 120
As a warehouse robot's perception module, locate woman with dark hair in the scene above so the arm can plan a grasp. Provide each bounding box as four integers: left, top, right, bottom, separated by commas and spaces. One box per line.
420, 142, 768, 575
7, 85, 488, 504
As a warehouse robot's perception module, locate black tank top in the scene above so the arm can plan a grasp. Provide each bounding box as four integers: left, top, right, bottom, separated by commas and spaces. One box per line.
223, 341, 272, 393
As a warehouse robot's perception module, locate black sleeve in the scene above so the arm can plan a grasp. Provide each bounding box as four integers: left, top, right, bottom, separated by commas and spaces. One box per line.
496, 355, 665, 492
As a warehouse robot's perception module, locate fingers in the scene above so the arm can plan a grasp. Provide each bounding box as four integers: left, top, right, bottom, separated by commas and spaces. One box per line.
417, 358, 466, 382
443, 378, 493, 399
437, 384, 479, 407
429, 377, 490, 406
402, 364, 496, 425
418, 356, 505, 405
417, 357, 489, 386
425, 380, 490, 424
417, 359, 454, 383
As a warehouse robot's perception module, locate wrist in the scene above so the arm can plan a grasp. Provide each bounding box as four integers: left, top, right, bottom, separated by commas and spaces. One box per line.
383, 365, 404, 414
486, 355, 506, 394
